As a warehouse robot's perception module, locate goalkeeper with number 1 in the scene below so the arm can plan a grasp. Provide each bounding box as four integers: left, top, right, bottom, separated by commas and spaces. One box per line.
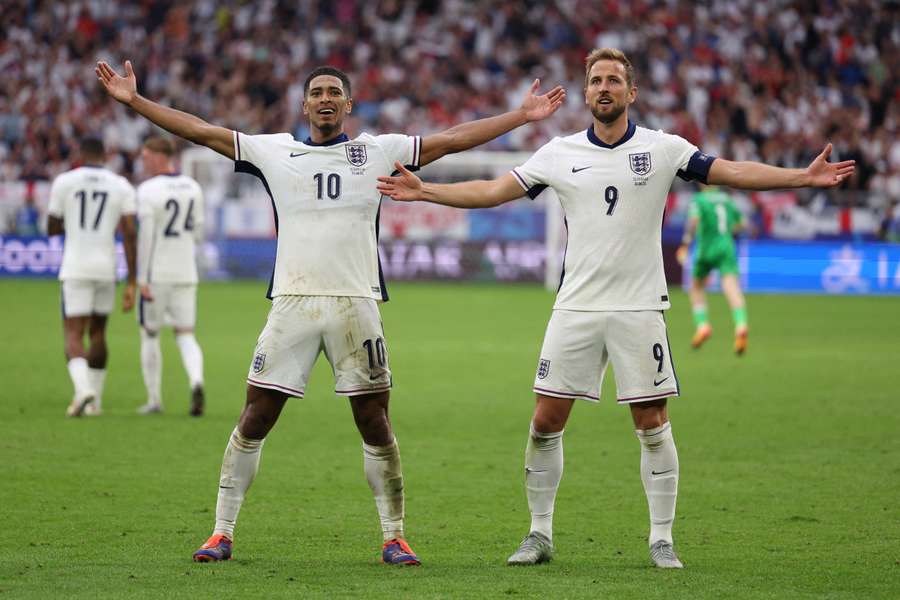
677, 186, 748, 355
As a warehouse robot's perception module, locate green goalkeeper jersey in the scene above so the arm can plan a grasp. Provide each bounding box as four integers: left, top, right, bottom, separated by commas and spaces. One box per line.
689, 189, 742, 253
688, 189, 743, 278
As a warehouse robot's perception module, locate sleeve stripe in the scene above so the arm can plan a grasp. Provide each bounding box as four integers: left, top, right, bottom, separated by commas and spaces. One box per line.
412, 136, 421, 167
234, 130, 241, 161
510, 168, 530, 191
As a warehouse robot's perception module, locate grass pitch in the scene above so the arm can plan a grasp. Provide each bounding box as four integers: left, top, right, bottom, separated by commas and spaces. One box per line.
1, 279, 898, 599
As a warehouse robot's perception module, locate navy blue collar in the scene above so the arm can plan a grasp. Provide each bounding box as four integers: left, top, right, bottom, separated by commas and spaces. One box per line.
586, 120, 636, 149
304, 133, 349, 146
158, 172, 181, 177
82, 163, 105, 169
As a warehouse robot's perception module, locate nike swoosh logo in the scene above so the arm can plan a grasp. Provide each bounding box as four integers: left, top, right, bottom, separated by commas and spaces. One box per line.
290, 152, 310, 158
653, 377, 669, 386
651, 469, 673, 476
525, 468, 548, 474
571, 166, 591, 173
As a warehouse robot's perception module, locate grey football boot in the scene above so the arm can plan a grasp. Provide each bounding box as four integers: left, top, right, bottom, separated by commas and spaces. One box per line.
649, 540, 683, 568
507, 532, 554, 565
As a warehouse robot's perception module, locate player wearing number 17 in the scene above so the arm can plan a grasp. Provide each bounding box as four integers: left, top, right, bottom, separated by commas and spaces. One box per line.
95, 59, 565, 565
377, 47, 855, 569
47, 137, 138, 418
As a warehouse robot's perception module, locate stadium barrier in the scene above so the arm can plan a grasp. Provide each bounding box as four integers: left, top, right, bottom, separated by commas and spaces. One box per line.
4, 234, 899, 295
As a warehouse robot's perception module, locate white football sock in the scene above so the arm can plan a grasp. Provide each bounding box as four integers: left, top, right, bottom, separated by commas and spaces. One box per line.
363, 438, 405, 541
66, 357, 92, 400
140, 329, 162, 407
213, 427, 264, 540
636, 422, 679, 545
525, 424, 564, 542
175, 333, 204, 389
88, 368, 106, 410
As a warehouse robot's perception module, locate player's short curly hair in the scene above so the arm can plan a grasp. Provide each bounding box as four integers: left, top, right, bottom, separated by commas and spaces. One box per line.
304, 66, 352, 98
584, 48, 635, 89
143, 136, 175, 156
80, 136, 105, 160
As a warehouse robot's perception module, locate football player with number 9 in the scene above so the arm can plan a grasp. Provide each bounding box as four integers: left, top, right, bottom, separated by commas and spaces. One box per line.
377, 47, 855, 569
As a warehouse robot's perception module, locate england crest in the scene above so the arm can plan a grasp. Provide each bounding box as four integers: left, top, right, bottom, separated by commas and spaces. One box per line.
537, 358, 551, 380
346, 144, 367, 166
629, 152, 651, 176
252, 352, 266, 373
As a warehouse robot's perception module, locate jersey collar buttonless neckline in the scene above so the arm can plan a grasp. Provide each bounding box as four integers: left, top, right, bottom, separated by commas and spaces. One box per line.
586, 120, 636, 149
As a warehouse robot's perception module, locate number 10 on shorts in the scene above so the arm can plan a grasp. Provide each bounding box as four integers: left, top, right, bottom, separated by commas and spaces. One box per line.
363, 337, 387, 370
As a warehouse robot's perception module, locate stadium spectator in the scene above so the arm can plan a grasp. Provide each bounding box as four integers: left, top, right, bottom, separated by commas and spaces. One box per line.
12, 184, 40, 236
0, 0, 895, 205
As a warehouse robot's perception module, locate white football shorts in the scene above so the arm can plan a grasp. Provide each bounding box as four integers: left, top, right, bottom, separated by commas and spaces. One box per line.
533, 310, 679, 404
247, 296, 391, 398
61, 279, 115, 317
138, 283, 197, 331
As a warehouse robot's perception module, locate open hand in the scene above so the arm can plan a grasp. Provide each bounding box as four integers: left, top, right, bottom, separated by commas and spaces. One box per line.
377, 162, 425, 202
806, 144, 855, 187
96, 60, 138, 105
520, 79, 566, 122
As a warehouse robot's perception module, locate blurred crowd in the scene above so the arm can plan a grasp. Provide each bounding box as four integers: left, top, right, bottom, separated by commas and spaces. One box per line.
1, 0, 897, 202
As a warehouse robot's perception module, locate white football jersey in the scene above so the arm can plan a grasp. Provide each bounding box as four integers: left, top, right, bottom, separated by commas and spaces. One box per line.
136, 174, 204, 285
233, 130, 422, 300
512, 122, 715, 311
47, 166, 137, 282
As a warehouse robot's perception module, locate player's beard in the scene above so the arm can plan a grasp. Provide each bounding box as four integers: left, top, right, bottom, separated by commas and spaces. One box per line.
591, 100, 626, 124
315, 118, 342, 139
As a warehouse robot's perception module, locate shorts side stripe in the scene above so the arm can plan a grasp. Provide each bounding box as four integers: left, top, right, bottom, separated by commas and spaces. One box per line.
616, 390, 678, 403
247, 378, 305, 398
335, 385, 392, 397
533, 386, 599, 401
663, 316, 680, 395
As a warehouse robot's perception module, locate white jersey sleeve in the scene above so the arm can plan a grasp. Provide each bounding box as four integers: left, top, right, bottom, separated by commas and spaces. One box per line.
48, 174, 69, 218
234, 131, 295, 168
511, 139, 558, 199
136, 183, 156, 285
119, 176, 137, 215
658, 133, 716, 183
371, 134, 422, 170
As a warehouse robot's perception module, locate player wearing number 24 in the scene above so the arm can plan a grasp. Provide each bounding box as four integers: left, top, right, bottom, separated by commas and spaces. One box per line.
96, 58, 565, 565
378, 47, 855, 569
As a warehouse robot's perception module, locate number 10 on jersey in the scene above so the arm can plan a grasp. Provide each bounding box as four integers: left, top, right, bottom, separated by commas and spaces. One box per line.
314, 173, 342, 200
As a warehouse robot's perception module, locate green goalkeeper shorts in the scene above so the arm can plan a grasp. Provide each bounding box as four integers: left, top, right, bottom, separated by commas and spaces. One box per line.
693, 242, 739, 279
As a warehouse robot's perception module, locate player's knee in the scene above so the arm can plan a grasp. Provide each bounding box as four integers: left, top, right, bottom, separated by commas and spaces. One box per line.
631, 400, 668, 430
532, 413, 567, 434
237, 410, 274, 440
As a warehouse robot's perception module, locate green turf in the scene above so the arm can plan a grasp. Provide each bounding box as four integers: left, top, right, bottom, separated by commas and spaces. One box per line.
1, 279, 898, 599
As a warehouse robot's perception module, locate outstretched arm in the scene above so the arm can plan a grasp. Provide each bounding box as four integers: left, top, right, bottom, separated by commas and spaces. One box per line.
96, 61, 234, 160
418, 79, 565, 167
708, 144, 854, 190
377, 162, 524, 209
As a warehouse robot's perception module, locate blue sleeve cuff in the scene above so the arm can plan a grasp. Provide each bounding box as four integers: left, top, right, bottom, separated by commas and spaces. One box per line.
677, 151, 716, 183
